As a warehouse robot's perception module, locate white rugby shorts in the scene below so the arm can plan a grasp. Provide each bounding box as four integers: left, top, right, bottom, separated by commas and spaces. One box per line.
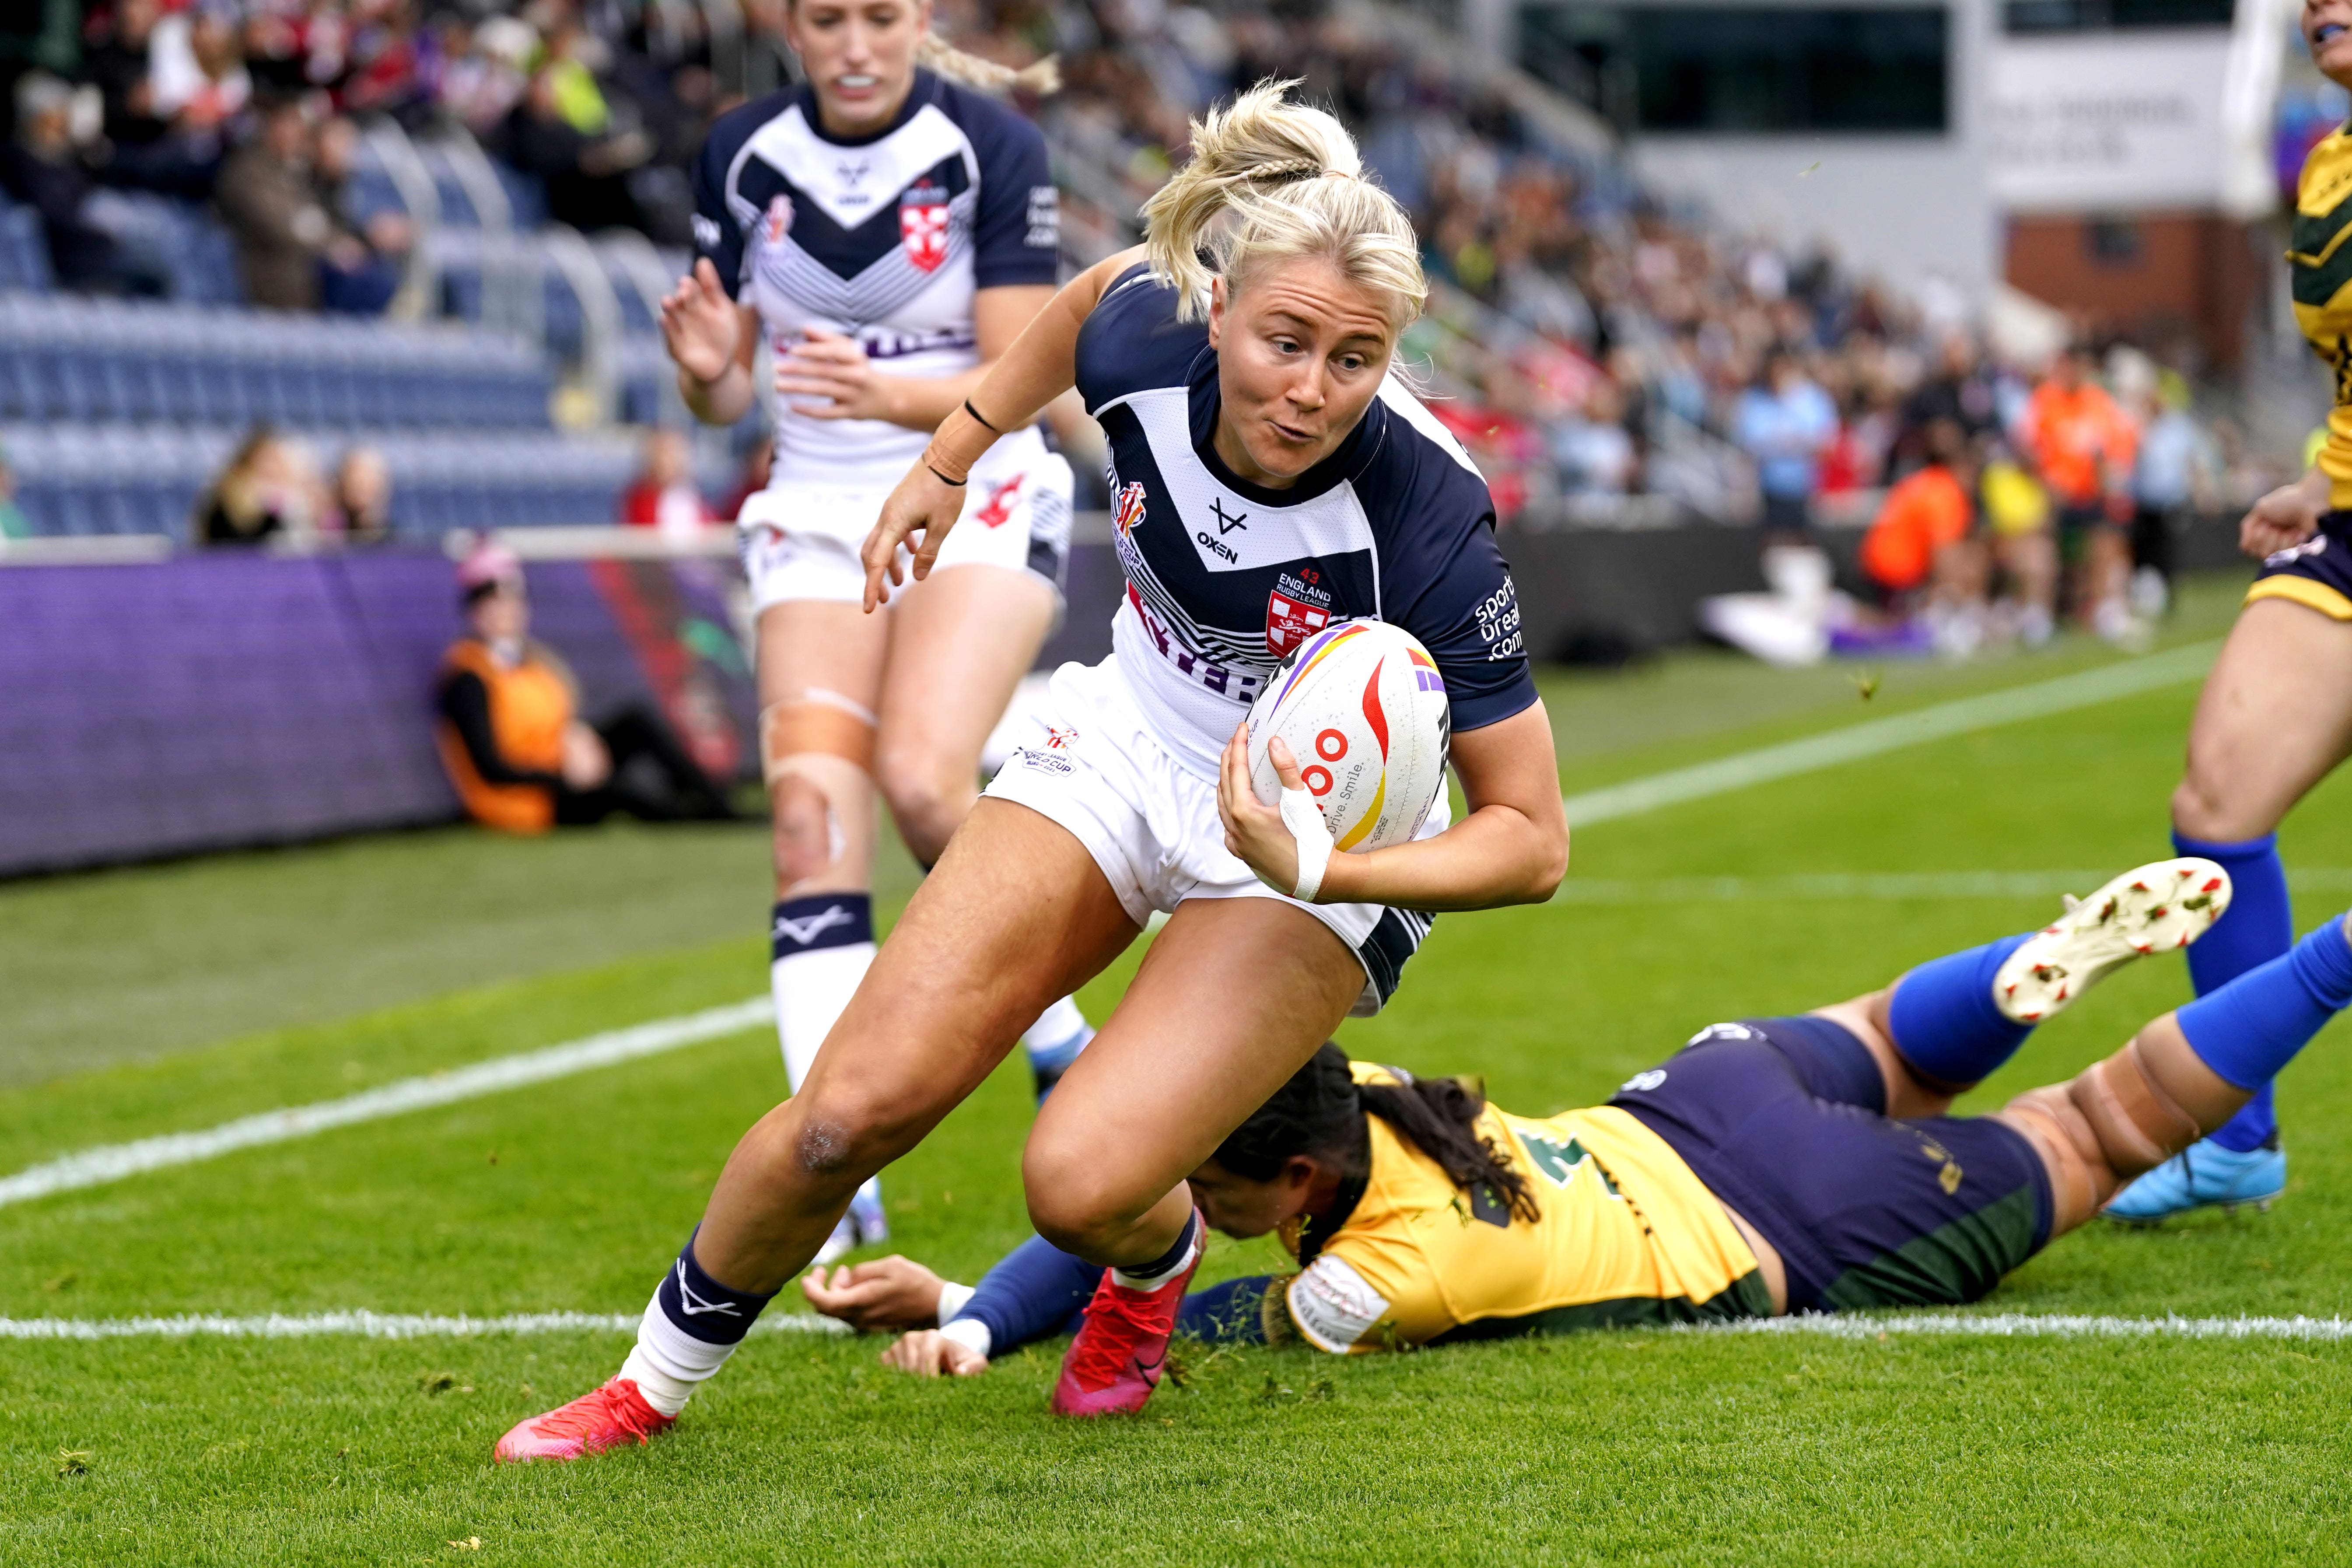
737, 430, 1072, 612
984, 653, 1445, 1017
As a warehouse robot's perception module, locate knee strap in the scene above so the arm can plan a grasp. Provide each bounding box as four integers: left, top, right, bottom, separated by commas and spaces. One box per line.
1997, 1085, 2104, 1232
2065, 1040, 2201, 1182
760, 690, 877, 784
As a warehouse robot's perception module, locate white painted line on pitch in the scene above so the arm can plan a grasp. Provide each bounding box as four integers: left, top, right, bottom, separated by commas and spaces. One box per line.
1553, 868, 2352, 905
0, 997, 771, 1211
1560, 640, 2220, 833
0, 1309, 846, 1341
1703, 1311, 2352, 1343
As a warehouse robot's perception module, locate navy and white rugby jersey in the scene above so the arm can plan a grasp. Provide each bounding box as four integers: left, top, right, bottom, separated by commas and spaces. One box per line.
1076, 266, 1536, 777
692, 70, 1060, 489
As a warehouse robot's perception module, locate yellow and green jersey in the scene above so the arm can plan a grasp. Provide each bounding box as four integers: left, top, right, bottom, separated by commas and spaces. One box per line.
1270, 1065, 1769, 1353
2289, 123, 2352, 508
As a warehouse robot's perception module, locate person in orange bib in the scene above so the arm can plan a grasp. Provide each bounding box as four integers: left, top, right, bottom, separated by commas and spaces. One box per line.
2019, 344, 2140, 642
434, 544, 734, 832
1858, 417, 1987, 653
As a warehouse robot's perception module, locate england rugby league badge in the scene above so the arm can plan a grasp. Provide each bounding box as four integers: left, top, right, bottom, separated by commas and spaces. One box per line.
1265, 566, 1334, 658
899, 182, 951, 273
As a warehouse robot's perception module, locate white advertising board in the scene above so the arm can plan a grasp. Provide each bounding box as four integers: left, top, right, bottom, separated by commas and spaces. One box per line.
1988, 30, 2234, 211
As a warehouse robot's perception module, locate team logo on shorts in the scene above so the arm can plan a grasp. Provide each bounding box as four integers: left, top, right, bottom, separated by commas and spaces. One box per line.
1016, 726, 1075, 775
900, 183, 952, 273
1264, 566, 1335, 657
762, 194, 794, 247
1113, 481, 1149, 540
973, 474, 1026, 528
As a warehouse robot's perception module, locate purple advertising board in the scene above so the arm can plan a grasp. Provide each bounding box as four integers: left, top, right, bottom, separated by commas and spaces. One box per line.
0, 550, 760, 877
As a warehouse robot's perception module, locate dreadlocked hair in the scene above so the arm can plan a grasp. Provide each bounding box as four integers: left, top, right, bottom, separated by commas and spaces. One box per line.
914, 30, 1059, 96
1212, 1044, 1540, 1224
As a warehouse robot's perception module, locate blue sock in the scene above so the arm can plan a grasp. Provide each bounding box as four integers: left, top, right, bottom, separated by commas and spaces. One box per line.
2175, 916, 2352, 1092
1885, 934, 2035, 1087
2173, 830, 2292, 1150
951, 1234, 1102, 1356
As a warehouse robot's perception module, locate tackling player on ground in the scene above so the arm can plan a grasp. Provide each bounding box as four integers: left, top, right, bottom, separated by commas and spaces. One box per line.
2109, 0, 2352, 1220
494, 81, 1570, 1459
808, 856, 2352, 1369
658, 0, 1092, 1259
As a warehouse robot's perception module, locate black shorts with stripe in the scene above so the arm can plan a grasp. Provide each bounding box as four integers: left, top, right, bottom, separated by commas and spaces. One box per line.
2248, 510, 2352, 623
1610, 1015, 2054, 1312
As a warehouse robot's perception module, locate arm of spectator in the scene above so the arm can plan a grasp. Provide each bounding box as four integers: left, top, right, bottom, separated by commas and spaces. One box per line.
438, 671, 564, 789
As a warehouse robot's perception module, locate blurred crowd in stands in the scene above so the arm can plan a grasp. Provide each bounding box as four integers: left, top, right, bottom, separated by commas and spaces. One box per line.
0, 0, 2292, 652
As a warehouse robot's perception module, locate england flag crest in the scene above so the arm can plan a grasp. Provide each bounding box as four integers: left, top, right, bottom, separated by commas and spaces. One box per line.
1264, 567, 1335, 657
899, 183, 951, 273
763, 193, 794, 247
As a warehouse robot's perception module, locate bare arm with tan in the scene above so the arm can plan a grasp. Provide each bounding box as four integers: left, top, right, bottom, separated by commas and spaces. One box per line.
859, 245, 1147, 608
772, 284, 1059, 431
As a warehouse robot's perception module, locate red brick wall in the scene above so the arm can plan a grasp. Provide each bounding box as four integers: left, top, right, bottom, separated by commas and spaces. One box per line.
2003, 211, 2264, 371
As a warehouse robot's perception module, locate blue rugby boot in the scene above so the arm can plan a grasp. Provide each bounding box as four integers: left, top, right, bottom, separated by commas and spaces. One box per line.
2104, 1139, 2286, 1222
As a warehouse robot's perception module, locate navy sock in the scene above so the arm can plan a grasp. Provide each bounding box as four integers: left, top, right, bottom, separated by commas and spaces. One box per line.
1885, 934, 2035, 1087
1113, 1209, 1201, 1288
2173, 830, 2292, 1150
655, 1231, 777, 1347
952, 1235, 1102, 1355
2176, 916, 2352, 1092
769, 892, 873, 963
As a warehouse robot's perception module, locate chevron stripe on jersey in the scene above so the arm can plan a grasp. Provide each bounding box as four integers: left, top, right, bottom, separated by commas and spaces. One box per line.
692, 71, 1057, 490
1074, 267, 1536, 778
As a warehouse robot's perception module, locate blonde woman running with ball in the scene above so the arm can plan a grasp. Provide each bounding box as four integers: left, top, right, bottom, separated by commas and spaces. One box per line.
497, 82, 1568, 1460
657, 0, 1092, 1262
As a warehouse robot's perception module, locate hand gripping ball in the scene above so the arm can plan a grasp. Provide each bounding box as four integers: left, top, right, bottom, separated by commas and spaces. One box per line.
1245, 620, 1450, 855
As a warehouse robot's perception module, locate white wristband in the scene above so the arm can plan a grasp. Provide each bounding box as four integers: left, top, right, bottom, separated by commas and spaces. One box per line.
1279, 785, 1335, 903
934, 1281, 975, 1324
938, 1314, 994, 1360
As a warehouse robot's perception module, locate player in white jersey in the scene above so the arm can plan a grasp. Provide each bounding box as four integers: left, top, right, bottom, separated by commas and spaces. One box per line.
654, 0, 1091, 1261
495, 83, 1570, 1461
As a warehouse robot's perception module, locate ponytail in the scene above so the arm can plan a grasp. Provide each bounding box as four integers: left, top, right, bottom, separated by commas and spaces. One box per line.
1211, 1043, 1540, 1225
914, 30, 1059, 96
1359, 1074, 1540, 1225
1140, 78, 1425, 329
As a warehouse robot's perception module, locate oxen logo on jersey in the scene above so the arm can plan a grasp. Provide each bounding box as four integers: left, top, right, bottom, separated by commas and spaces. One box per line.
1264, 567, 1334, 657
1112, 480, 1148, 540
973, 474, 1026, 528
899, 181, 952, 273
762, 194, 794, 247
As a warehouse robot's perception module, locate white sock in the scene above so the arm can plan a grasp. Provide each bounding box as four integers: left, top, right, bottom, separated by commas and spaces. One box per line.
618, 1289, 740, 1417
771, 941, 875, 1092
1110, 1216, 1200, 1294
1021, 994, 1092, 1072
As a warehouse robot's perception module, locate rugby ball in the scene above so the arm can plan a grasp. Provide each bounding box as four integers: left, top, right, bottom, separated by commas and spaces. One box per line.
1246, 620, 1449, 854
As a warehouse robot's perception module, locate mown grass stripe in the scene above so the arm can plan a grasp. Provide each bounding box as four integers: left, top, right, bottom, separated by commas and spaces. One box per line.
3, 1309, 2342, 1342
1554, 869, 2352, 905
0, 997, 770, 1210
0, 1310, 845, 1340
1708, 1312, 2352, 1342
0, 644, 2234, 1213
1560, 641, 2219, 832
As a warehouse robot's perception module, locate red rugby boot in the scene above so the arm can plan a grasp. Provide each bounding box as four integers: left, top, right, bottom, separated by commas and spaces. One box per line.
1049, 1223, 1203, 1418
492, 1378, 674, 1463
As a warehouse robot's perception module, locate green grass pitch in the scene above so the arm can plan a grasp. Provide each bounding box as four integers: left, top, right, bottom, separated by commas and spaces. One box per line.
4, 574, 2351, 1563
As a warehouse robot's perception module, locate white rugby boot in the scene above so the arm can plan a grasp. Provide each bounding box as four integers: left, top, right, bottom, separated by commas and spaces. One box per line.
1993, 859, 2232, 1024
